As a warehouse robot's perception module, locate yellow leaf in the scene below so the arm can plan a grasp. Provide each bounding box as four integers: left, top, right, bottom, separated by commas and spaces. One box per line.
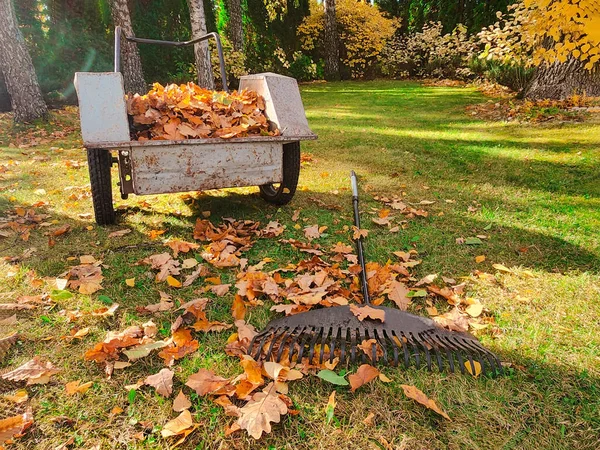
475, 255, 486, 263
166, 276, 182, 288
3, 389, 28, 404
492, 263, 512, 273
465, 360, 482, 378
465, 303, 483, 318
378, 373, 392, 383
65, 380, 93, 395
125, 278, 135, 287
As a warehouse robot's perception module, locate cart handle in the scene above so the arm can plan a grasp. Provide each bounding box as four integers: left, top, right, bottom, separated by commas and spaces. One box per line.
114, 26, 228, 92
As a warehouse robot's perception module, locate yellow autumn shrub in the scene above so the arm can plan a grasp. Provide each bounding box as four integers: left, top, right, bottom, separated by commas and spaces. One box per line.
298, 0, 398, 79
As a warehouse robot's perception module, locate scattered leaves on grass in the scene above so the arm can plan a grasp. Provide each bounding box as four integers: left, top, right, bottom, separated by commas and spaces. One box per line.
349, 304, 385, 322
348, 364, 380, 392
400, 384, 451, 420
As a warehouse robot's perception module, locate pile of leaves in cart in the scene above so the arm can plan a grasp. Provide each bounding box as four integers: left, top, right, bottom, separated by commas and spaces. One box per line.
126, 83, 280, 141
0, 207, 502, 446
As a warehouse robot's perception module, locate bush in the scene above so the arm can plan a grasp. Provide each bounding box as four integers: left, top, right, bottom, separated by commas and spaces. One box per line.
469, 58, 535, 93
288, 52, 319, 81
298, 0, 398, 79
379, 22, 477, 79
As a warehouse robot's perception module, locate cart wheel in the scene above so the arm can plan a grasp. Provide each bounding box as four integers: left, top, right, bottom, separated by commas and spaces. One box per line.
87, 148, 116, 225
260, 141, 300, 205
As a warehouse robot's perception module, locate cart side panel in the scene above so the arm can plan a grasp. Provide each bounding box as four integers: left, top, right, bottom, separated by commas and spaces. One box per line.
74, 72, 130, 146
129, 142, 284, 195
239, 73, 313, 137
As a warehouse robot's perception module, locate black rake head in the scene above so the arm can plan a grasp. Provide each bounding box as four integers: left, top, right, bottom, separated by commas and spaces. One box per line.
247, 305, 502, 375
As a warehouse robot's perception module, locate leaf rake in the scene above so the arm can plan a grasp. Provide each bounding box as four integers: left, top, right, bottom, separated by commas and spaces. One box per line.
248, 171, 502, 375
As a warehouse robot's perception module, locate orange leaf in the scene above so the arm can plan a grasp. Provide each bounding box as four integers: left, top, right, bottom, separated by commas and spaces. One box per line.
349, 304, 385, 322
348, 364, 380, 392
166, 276, 182, 288
400, 384, 451, 420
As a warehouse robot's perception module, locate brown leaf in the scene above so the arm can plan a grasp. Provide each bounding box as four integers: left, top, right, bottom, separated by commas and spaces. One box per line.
0, 410, 33, 444
108, 229, 131, 238
303, 224, 322, 240
173, 390, 192, 412
348, 364, 380, 392
1, 357, 60, 385
165, 239, 200, 258
145, 368, 174, 397
161, 410, 194, 437
186, 369, 231, 396
211, 284, 231, 296
415, 273, 437, 287
433, 308, 469, 332
236, 384, 288, 439
400, 384, 451, 420
357, 339, 383, 361
349, 304, 385, 322
387, 280, 410, 310
231, 295, 246, 320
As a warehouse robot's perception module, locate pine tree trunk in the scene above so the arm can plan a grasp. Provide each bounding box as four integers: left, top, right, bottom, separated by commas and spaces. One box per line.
109, 0, 146, 94
525, 58, 600, 100
323, 0, 340, 81
226, 0, 243, 52
0, 0, 48, 123
187, 0, 215, 90
0, 70, 12, 112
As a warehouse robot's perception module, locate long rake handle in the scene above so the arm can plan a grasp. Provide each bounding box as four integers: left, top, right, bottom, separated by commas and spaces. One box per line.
351, 171, 371, 305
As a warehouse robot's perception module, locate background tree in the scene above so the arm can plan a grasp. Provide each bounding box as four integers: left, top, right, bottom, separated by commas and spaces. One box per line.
0, 0, 48, 122
323, 0, 340, 80
187, 0, 215, 89
226, 0, 244, 51
109, 0, 146, 94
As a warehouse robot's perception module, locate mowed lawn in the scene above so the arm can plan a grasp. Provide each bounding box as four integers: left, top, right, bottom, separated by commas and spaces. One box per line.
0, 80, 599, 450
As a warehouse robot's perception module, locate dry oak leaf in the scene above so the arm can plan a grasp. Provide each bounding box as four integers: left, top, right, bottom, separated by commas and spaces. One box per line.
236, 384, 288, 439
165, 239, 199, 258
0, 409, 33, 445
303, 225, 326, 240
186, 368, 231, 396
400, 384, 451, 420
433, 308, 469, 333
351, 226, 369, 240
65, 380, 93, 395
348, 364, 380, 392
387, 280, 411, 310
145, 368, 174, 397
349, 304, 385, 323
1, 357, 60, 385
173, 390, 192, 412
262, 221, 285, 238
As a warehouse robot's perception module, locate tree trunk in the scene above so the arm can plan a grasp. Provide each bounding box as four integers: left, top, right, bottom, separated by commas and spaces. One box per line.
0, 70, 12, 112
0, 0, 48, 122
109, 0, 146, 94
323, 0, 340, 81
226, 0, 243, 52
525, 58, 600, 100
187, 0, 215, 89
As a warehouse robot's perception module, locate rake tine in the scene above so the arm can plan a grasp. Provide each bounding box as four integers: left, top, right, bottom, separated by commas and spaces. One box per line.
328, 327, 339, 363
465, 351, 477, 375
252, 330, 272, 360
425, 334, 447, 372
374, 330, 388, 365
350, 329, 357, 363
318, 327, 330, 364
307, 327, 323, 364
359, 329, 368, 364
396, 333, 411, 368
339, 328, 348, 363
459, 338, 489, 374
296, 327, 313, 362
248, 332, 262, 358
276, 327, 296, 362
461, 337, 500, 374
287, 326, 305, 362
265, 327, 287, 360
383, 331, 398, 366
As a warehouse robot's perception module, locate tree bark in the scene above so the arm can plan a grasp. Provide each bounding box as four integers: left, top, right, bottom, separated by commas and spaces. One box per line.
323, 0, 340, 81
525, 57, 600, 100
187, 0, 215, 89
0, 0, 48, 122
109, 0, 146, 94
226, 0, 243, 52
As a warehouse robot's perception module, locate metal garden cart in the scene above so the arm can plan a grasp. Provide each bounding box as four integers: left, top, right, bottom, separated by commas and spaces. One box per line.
74, 27, 316, 225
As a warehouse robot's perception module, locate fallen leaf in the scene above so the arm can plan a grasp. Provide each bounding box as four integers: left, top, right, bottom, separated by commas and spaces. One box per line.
173, 390, 192, 412
475, 255, 486, 263
3, 389, 28, 404
387, 280, 410, 310
1, 357, 60, 385
465, 303, 483, 318
414, 273, 437, 287
125, 278, 135, 287
325, 391, 336, 424
465, 360, 482, 378
186, 369, 231, 396
65, 380, 93, 395
108, 229, 131, 238
236, 384, 288, 439
317, 370, 348, 386
400, 384, 451, 420
161, 410, 193, 437
492, 263, 512, 273
145, 368, 174, 397
349, 304, 385, 322
348, 364, 380, 392
0, 333, 19, 362
0, 410, 33, 444
433, 308, 469, 332
123, 340, 169, 361
166, 275, 182, 288
362, 412, 375, 426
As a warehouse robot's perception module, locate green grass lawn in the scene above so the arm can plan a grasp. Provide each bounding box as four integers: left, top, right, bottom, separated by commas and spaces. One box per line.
1, 80, 599, 449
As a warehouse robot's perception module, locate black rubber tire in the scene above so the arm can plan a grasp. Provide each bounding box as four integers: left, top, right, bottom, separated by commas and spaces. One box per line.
259, 141, 300, 205
87, 148, 116, 225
